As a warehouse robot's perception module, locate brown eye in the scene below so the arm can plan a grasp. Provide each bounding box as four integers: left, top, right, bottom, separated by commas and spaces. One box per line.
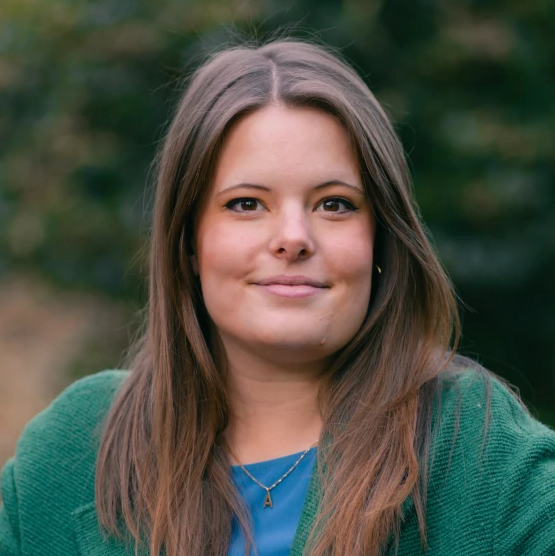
318, 197, 356, 213
225, 198, 262, 212
239, 200, 257, 211
323, 200, 341, 212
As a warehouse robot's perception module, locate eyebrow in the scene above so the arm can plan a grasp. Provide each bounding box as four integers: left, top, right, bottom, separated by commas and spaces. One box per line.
216, 180, 364, 196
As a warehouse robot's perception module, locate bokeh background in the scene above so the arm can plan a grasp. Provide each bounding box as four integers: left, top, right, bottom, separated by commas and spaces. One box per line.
1, 0, 554, 470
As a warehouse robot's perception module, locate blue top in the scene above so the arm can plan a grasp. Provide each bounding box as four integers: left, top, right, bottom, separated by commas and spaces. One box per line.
228, 447, 317, 556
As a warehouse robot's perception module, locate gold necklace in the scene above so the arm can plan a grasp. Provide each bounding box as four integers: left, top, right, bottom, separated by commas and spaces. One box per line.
227, 442, 318, 509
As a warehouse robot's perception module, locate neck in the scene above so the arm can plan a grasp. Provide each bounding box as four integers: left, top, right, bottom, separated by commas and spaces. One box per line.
222, 342, 324, 464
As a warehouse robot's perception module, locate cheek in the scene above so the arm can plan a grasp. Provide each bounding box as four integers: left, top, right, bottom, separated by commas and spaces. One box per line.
197, 220, 257, 279
195, 219, 260, 323
325, 224, 375, 335
325, 224, 375, 286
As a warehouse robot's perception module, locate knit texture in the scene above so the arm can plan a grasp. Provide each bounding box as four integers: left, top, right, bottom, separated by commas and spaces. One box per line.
1, 369, 555, 555
292, 372, 555, 555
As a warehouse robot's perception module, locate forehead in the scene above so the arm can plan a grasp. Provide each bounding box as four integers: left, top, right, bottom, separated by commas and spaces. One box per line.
211, 105, 361, 192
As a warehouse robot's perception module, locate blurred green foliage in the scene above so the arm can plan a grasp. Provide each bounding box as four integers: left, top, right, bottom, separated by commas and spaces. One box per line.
1, 0, 554, 418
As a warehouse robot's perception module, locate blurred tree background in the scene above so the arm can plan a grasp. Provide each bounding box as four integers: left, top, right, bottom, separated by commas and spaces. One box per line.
0, 0, 554, 463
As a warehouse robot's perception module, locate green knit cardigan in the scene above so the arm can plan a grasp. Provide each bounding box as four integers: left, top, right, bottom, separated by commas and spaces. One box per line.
1, 370, 555, 555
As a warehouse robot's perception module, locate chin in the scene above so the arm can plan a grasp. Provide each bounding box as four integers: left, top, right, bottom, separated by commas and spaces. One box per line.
250, 328, 342, 359
253, 343, 336, 365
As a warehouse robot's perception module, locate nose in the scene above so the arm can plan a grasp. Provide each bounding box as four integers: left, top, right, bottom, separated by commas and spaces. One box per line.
268, 204, 315, 262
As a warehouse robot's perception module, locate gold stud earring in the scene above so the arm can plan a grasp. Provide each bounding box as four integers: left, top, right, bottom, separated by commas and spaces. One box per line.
376, 265, 382, 274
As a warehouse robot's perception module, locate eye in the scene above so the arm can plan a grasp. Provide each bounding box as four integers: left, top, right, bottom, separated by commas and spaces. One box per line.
225, 198, 264, 212
316, 197, 357, 213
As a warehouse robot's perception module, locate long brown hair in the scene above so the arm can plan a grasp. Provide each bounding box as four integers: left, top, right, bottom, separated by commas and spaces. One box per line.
96, 39, 461, 556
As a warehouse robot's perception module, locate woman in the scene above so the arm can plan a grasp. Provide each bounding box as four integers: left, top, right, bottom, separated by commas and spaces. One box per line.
1, 40, 554, 556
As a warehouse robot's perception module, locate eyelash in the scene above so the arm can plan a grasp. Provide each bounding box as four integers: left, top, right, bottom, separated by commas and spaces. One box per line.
224, 197, 358, 214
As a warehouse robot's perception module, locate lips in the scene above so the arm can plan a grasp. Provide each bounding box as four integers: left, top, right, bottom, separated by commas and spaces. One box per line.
254, 275, 328, 288
253, 275, 329, 298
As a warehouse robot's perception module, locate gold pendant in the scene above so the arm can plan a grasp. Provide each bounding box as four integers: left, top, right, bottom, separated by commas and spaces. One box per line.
263, 490, 273, 509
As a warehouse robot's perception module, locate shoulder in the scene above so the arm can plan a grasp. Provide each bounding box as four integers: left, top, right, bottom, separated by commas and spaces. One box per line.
422, 365, 555, 554
15, 369, 130, 461
435, 366, 552, 449
26, 368, 128, 425
7, 370, 129, 515
0, 370, 130, 555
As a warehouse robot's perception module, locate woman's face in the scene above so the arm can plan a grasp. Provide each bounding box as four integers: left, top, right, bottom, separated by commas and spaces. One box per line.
194, 105, 375, 366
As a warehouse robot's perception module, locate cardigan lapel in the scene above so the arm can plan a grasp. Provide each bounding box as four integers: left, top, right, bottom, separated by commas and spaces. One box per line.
288, 462, 416, 556
289, 458, 323, 556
